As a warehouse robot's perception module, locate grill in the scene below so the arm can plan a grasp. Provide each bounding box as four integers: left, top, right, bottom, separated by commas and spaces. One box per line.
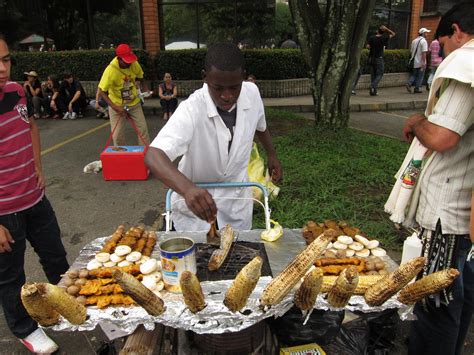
195, 241, 273, 281
189, 241, 271, 353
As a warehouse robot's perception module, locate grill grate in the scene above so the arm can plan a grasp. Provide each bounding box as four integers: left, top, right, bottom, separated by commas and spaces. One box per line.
195, 241, 273, 282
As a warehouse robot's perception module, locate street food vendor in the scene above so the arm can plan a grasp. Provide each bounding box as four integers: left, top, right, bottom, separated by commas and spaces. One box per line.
145, 43, 282, 232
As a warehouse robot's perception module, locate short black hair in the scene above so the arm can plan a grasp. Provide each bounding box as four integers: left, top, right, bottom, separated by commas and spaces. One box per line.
436, 2, 474, 38
204, 43, 244, 72
63, 72, 73, 79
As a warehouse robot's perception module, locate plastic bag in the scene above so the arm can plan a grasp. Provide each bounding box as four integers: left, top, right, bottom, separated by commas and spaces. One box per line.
248, 143, 280, 201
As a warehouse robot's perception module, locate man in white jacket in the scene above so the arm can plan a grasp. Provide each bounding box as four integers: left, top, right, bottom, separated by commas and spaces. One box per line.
145, 43, 282, 232
402, 3, 473, 355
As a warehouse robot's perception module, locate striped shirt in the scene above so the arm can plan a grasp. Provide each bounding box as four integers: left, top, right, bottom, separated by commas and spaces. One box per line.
416, 80, 474, 234
0, 81, 44, 215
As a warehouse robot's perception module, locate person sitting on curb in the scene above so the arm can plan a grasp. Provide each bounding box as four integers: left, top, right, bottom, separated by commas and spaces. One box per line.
41, 74, 60, 119
90, 87, 109, 119
57, 72, 88, 120
23, 71, 45, 119
159, 72, 178, 121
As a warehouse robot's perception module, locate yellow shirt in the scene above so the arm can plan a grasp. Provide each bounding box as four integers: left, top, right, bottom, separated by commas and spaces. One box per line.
98, 57, 144, 107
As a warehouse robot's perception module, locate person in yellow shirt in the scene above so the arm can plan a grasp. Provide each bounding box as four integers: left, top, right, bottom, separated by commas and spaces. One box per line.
98, 44, 150, 146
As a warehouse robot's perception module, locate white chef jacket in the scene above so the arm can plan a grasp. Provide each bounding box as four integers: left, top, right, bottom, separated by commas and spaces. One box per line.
150, 81, 267, 232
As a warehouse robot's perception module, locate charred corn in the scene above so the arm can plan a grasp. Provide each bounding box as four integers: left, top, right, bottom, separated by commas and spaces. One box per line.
321, 275, 384, 295
224, 256, 263, 312
113, 269, 165, 316
365, 256, 426, 306
294, 268, 323, 311
327, 267, 359, 308
208, 224, 234, 271
36, 283, 87, 325
261, 234, 330, 306
21, 283, 60, 326
398, 268, 459, 305
180, 271, 206, 313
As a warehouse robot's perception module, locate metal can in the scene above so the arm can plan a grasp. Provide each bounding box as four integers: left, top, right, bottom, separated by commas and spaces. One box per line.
159, 237, 197, 293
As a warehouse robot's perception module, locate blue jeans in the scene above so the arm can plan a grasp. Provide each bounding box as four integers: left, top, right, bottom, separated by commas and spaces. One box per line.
370, 57, 384, 90
408, 68, 425, 90
0, 197, 69, 338
408, 235, 473, 355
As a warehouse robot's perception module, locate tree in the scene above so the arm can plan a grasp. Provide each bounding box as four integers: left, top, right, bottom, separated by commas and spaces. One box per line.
275, 2, 294, 46
289, 0, 376, 129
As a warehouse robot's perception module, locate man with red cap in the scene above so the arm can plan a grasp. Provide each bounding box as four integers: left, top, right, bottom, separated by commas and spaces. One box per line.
98, 44, 150, 146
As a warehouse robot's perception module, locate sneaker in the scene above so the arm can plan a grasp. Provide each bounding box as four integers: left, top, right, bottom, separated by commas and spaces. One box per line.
414, 89, 422, 94
102, 112, 109, 119
405, 84, 412, 93
62, 112, 69, 120
70, 112, 77, 120
369, 88, 377, 96
351, 90, 356, 95
77, 111, 83, 118
34, 113, 40, 119
19, 328, 59, 354
51, 114, 60, 119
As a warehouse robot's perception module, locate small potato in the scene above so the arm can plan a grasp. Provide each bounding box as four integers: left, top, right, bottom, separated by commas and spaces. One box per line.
76, 296, 87, 305
79, 269, 89, 279
367, 270, 379, 275
324, 250, 337, 258
374, 261, 385, 270
365, 261, 375, 271
378, 269, 389, 275
67, 285, 80, 296
66, 270, 79, 279
336, 249, 346, 258
63, 276, 74, 287
75, 278, 87, 286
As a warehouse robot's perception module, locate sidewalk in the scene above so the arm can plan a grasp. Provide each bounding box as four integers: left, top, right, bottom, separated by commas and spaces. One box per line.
142, 86, 429, 115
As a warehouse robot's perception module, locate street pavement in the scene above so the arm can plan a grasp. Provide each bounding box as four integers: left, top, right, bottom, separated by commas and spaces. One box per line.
1, 86, 471, 354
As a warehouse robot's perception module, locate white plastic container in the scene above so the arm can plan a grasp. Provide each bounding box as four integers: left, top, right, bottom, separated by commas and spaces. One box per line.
401, 232, 423, 265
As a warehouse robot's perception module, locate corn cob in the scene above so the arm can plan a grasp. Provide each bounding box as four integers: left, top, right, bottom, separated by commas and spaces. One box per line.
294, 268, 323, 311
21, 283, 60, 326
36, 283, 87, 325
113, 269, 165, 316
224, 256, 263, 312
364, 256, 426, 306
260, 234, 330, 306
180, 271, 206, 313
327, 266, 359, 308
398, 268, 459, 305
208, 224, 234, 271
321, 275, 384, 295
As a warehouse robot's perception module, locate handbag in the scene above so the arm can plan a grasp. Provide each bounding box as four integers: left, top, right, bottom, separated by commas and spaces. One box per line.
407, 38, 422, 71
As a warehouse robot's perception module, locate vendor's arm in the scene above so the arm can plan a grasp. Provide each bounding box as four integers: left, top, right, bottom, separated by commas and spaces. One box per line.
0, 225, 14, 253
30, 116, 44, 189
98, 87, 124, 114
403, 80, 472, 152
255, 129, 282, 182
145, 147, 217, 222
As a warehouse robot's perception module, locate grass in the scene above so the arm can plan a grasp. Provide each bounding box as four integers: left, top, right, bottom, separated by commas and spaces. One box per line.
252, 108, 409, 250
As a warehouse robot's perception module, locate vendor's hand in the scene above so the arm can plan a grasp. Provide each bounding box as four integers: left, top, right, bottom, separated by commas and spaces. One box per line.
0, 225, 14, 253
268, 155, 283, 183
183, 186, 217, 223
95, 102, 100, 110
403, 113, 426, 142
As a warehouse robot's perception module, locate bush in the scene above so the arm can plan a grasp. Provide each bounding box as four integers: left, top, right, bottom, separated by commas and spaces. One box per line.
11, 48, 410, 82
11, 49, 150, 82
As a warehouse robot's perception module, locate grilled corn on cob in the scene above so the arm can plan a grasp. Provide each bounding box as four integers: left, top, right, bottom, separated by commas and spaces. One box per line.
224, 256, 263, 312
327, 266, 359, 308
36, 283, 87, 325
321, 275, 384, 295
398, 268, 459, 305
180, 271, 206, 313
261, 234, 330, 306
208, 224, 234, 271
113, 269, 165, 316
364, 256, 426, 306
21, 283, 60, 326
294, 268, 323, 311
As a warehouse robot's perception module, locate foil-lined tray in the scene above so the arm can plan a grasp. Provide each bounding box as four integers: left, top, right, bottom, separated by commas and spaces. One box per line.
51, 231, 411, 334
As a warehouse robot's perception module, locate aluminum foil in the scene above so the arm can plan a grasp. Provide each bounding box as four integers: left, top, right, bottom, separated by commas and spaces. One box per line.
51, 230, 412, 334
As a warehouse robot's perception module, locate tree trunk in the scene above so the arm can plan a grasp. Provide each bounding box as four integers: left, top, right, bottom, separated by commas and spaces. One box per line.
289, 0, 376, 129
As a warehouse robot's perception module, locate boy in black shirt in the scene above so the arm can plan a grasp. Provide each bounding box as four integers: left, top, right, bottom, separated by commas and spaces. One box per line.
367, 25, 396, 96
57, 72, 88, 119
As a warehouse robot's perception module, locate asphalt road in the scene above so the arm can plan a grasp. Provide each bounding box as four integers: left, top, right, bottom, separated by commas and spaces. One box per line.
0, 109, 472, 354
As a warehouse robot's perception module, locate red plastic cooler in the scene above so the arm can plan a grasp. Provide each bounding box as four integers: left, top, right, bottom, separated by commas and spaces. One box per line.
100, 146, 149, 181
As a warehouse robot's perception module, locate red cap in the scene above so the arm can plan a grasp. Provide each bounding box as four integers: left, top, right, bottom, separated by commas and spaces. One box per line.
115, 44, 138, 64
